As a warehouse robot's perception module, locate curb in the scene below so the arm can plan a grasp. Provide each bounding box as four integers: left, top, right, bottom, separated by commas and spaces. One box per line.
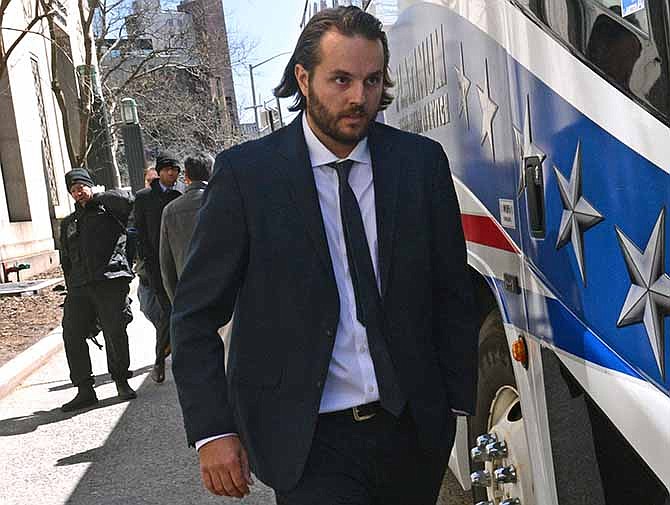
0, 326, 63, 400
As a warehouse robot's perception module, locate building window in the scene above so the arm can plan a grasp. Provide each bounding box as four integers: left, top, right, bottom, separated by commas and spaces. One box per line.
31, 58, 59, 207
225, 95, 235, 124
0, 72, 31, 222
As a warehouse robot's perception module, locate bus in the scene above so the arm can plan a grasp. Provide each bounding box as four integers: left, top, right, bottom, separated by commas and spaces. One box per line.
381, 1, 670, 504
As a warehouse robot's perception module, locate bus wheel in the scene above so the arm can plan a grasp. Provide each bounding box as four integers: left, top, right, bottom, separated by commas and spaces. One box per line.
467, 310, 533, 505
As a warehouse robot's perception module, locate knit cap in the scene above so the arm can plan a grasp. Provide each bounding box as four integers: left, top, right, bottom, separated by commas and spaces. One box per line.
64, 168, 94, 189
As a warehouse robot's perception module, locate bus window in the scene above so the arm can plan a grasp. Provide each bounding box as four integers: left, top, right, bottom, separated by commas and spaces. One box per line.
586, 13, 642, 91
589, 0, 649, 34
532, 0, 670, 124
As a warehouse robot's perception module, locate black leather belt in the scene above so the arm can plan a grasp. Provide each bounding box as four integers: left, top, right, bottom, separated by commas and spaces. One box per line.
326, 401, 382, 422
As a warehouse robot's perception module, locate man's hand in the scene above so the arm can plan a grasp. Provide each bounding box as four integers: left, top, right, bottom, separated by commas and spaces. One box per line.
199, 436, 254, 498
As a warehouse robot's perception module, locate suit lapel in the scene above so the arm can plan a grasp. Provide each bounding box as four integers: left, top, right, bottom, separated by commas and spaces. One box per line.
369, 123, 399, 299
274, 115, 334, 276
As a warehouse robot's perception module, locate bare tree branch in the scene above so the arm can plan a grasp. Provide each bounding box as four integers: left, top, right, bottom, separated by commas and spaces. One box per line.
0, 0, 54, 80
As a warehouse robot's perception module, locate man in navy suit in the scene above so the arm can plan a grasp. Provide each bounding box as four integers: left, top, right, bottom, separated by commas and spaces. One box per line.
171, 6, 478, 504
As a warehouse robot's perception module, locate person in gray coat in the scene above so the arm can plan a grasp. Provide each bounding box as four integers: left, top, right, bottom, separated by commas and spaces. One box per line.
159, 153, 212, 302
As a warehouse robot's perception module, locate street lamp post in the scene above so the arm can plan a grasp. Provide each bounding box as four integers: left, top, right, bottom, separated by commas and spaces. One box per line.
248, 64, 259, 128
249, 51, 291, 130
120, 98, 146, 193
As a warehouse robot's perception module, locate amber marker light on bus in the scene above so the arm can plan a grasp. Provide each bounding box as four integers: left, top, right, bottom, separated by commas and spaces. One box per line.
512, 336, 529, 369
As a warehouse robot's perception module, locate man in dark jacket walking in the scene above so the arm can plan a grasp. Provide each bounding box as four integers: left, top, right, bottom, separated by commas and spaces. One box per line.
133, 152, 182, 383
59, 169, 137, 412
159, 153, 212, 302
134, 168, 162, 331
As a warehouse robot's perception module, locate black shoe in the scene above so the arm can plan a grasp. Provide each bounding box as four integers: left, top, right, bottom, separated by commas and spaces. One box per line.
150, 360, 165, 383
61, 385, 98, 412
115, 380, 137, 401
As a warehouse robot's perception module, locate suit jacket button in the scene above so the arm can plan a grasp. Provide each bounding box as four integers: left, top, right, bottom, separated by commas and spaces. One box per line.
316, 380, 322, 388
325, 329, 334, 338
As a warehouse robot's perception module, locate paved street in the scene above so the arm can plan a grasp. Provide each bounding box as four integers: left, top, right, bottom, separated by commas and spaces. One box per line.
0, 283, 471, 505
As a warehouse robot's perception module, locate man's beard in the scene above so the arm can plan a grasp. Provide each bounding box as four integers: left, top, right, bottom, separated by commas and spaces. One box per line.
307, 82, 375, 145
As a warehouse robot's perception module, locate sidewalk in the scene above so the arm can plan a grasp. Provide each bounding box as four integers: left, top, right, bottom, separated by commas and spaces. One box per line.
0, 279, 275, 505
0, 280, 468, 505
0, 326, 64, 400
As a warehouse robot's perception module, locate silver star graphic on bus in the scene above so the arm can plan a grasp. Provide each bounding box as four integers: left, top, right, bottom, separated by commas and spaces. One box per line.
553, 140, 603, 284
454, 42, 471, 129
616, 208, 670, 378
476, 59, 498, 160
515, 95, 546, 196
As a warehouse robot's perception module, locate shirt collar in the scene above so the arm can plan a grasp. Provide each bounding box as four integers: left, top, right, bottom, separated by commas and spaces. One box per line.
158, 181, 173, 192
302, 113, 370, 168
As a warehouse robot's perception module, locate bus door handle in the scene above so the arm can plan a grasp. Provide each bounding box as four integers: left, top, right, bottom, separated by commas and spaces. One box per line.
524, 155, 546, 238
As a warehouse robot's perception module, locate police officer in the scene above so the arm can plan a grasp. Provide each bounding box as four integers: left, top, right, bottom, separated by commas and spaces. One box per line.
59, 169, 137, 412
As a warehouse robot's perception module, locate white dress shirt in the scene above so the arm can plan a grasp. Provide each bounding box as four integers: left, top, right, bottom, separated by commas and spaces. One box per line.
303, 114, 382, 413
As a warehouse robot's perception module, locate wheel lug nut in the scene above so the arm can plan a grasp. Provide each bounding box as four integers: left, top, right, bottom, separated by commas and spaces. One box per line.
470, 469, 491, 487
494, 464, 517, 483
485, 440, 508, 459
476, 433, 497, 449
501, 499, 521, 505
470, 445, 486, 462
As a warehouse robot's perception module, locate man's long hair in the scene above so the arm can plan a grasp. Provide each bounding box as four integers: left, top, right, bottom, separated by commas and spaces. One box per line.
274, 6, 394, 112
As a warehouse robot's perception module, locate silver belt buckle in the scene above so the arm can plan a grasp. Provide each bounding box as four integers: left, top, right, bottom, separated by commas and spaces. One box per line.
352, 405, 376, 422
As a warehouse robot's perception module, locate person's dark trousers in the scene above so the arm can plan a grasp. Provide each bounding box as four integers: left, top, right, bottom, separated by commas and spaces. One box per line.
137, 277, 162, 330
274, 408, 455, 505
62, 278, 132, 386
154, 286, 172, 361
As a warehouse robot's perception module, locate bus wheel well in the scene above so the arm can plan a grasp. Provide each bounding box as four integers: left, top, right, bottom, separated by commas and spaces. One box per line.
468, 266, 500, 336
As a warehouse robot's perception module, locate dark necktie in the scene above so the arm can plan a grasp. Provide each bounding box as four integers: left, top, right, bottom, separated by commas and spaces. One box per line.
329, 160, 405, 416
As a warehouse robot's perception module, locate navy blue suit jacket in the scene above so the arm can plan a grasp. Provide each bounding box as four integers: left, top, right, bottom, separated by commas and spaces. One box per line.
171, 114, 478, 491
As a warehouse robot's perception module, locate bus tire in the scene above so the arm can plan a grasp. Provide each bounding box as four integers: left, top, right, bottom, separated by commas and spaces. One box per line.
468, 309, 516, 503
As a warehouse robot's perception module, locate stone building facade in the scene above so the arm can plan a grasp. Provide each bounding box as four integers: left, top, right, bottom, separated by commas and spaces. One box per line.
0, 0, 91, 281
178, 0, 239, 130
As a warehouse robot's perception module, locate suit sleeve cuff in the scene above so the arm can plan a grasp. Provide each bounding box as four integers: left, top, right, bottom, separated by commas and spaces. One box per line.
451, 408, 472, 416
194, 433, 238, 451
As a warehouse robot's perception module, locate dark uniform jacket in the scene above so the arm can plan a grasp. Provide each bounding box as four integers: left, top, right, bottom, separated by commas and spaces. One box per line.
60, 190, 134, 289
133, 178, 182, 291
171, 116, 478, 491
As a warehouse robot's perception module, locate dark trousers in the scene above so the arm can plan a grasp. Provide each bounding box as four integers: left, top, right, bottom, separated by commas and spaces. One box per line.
137, 278, 162, 329
275, 408, 454, 505
154, 285, 171, 362
138, 276, 171, 362
62, 278, 131, 387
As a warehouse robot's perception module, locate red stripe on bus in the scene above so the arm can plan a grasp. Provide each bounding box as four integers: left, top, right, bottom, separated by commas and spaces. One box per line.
461, 214, 519, 253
